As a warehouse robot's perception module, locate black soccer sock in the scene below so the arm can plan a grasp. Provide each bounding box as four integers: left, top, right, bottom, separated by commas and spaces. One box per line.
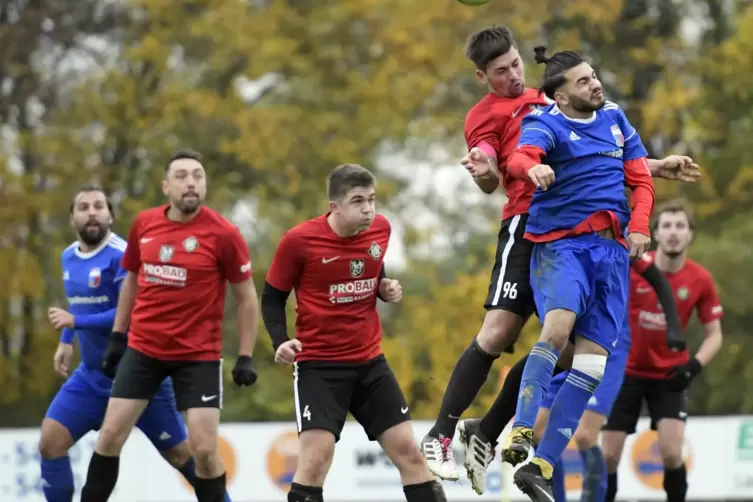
193, 472, 226, 502
288, 482, 324, 502
663, 464, 688, 502
478, 354, 528, 441
428, 338, 498, 438
80, 452, 120, 502
606, 472, 618, 502
403, 481, 447, 502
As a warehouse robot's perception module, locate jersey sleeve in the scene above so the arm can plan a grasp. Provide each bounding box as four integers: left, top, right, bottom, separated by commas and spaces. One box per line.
266, 230, 305, 292
219, 226, 253, 284
630, 253, 654, 274
121, 216, 142, 273
697, 272, 724, 324
613, 104, 648, 161
464, 106, 502, 156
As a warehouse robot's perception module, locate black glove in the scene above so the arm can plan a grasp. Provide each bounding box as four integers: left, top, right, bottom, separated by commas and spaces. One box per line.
666, 357, 702, 392
102, 331, 128, 379
232, 355, 257, 386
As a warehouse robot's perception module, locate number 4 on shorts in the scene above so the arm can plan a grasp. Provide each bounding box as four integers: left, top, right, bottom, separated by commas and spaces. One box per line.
302, 404, 312, 421
503, 281, 518, 299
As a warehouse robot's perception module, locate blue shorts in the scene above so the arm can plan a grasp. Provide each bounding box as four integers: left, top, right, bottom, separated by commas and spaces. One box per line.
542, 326, 631, 416
45, 365, 186, 451
530, 233, 630, 352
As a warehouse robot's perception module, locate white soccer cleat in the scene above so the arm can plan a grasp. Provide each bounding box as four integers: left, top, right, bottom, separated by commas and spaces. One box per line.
420, 433, 459, 481
457, 419, 496, 495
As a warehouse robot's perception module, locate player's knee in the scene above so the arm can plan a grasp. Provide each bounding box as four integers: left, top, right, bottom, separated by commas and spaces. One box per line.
96, 422, 129, 454
390, 437, 426, 475
571, 354, 607, 381
38, 419, 74, 459
657, 442, 684, 469
477, 310, 524, 353
573, 428, 598, 450
541, 310, 577, 348
296, 431, 335, 485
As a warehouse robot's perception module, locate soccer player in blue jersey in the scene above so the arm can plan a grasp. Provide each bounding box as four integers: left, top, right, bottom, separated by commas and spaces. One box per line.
40, 185, 231, 502
501, 47, 655, 501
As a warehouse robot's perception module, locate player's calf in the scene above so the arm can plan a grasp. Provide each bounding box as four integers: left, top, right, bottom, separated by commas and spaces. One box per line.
39, 419, 75, 502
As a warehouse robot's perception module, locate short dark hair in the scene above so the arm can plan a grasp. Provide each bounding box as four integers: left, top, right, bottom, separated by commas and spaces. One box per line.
69, 183, 114, 216
165, 149, 203, 174
327, 164, 376, 201
465, 26, 518, 71
533, 46, 586, 99
652, 198, 696, 230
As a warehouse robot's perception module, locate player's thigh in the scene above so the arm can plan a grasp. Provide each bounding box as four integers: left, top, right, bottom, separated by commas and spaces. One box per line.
169, 359, 223, 412
531, 239, 590, 326
349, 355, 410, 441
293, 361, 355, 442
136, 378, 188, 452
646, 381, 688, 430
602, 375, 646, 435
574, 238, 630, 351
485, 215, 535, 319
41, 371, 106, 455
111, 347, 169, 402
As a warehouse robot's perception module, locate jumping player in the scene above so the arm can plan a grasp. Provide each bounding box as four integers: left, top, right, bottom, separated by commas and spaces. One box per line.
262, 164, 448, 502
421, 24, 701, 481
79, 150, 260, 502
501, 46, 656, 501
41, 185, 231, 502
602, 199, 723, 502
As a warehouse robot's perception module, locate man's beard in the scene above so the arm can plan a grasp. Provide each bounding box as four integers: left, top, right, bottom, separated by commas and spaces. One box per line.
175, 197, 202, 215
78, 224, 109, 246
571, 94, 606, 113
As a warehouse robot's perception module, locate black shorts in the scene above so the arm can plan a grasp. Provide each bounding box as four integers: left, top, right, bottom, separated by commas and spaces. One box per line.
111, 347, 223, 411
603, 375, 688, 434
484, 214, 536, 317
293, 354, 410, 442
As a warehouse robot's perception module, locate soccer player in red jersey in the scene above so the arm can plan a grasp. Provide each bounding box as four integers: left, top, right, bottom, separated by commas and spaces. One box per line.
421, 24, 702, 481
261, 164, 448, 502
602, 199, 724, 502
79, 150, 260, 502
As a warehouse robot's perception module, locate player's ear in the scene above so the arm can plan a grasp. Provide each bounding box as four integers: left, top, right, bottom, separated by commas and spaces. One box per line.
475, 69, 486, 84
328, 200, 338, 214
554, 90, 568, 107
161, 179, 169, 197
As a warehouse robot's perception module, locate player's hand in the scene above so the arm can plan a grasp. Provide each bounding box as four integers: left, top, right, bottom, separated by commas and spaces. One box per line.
53, 343, 73, 378
379, 278, 402, 303
102, 331, 128, 379
48, 307, 75, 330
654, 155, 701, 183
275, 339, 302, 365
666, 358, 702, 391
461, 147, 495, 177
527, 164, 555, 190
232, 355, 257, 386
627, 232, 651, 259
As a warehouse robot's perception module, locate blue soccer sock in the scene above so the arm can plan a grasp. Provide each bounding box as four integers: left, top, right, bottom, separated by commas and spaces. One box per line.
511, 342, 560, 429
41, 456, 75, 502
580, 446, 607, 502
552, 457, 567, 502
533, 368, 599, 476
178, 457, 232, 502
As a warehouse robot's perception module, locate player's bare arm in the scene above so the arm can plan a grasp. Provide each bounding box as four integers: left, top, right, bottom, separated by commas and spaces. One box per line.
230, 278, 259, 357
694, 319, 723, 367
112, 271, 138, 333
462, 147, 501, 194
648, 156, 701, 183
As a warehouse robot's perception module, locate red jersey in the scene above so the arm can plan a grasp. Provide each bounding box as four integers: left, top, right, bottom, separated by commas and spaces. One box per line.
464, 89, 549, 220
265, 214, 390, 363
627, 252, 723, 378
122, 205, 252, 361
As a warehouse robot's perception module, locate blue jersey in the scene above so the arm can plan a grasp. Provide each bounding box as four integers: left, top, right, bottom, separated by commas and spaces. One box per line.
61, 233, 127, 372
517, 101, 648, 236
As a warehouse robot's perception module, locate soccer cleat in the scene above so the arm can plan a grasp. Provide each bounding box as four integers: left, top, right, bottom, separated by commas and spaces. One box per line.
457, 419, 496, 495
513, 462, 554, 502
420, 433, 459, 481
501, 426, 534, 466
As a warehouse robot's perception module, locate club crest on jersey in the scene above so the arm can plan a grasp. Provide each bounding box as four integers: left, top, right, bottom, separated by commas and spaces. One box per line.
610, 125, 624, 147
88, 268, 101, 288
367, 242, 382, 261
183, 236, 199, 253
677, 287, 689, 300
350, 259, 365, 278
159, 245, 174, 263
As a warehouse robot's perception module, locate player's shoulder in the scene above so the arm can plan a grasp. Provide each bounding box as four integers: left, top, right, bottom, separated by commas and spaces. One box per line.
103, 233, 127, 256
598, 101, 625, 119
61, 241, 79, 261
133, 205, 167, 225
683, 258, 715, 283
199, 206, 242, 235
372, 214, 391, 231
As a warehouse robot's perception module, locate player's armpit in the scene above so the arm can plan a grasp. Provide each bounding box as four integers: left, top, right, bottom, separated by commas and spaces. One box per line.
230, 278, 260, 357
508, 145, 546, 180
635, 261, 684, 348
624, 156, 655, 235
261, 282, 291, 350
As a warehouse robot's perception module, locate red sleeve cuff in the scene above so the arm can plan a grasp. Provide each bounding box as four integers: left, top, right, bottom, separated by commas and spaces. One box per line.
624, 157, 655, 235
508, 145, 546, 180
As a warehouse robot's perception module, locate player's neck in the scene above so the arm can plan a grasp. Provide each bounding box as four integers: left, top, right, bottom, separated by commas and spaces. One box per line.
166, 205, 201, 223
326, 213, 360, 238
654, 251, 686, 273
